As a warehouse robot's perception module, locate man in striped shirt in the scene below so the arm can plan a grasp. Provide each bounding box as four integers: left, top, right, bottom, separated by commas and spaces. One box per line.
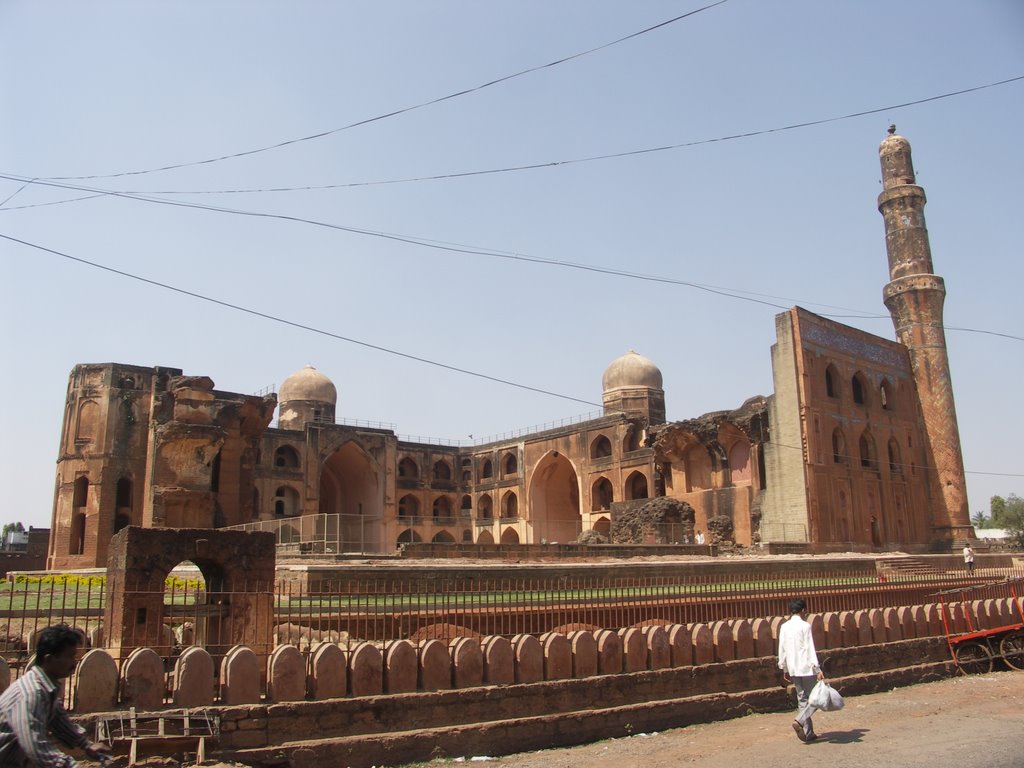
0, 624, 110, 767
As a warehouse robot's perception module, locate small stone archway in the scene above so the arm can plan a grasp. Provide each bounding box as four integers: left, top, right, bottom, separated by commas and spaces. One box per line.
528, 451, 581, 544
104, 527, 275, 659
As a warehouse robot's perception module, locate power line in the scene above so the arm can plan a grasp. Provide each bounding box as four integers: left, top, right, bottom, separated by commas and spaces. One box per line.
81, 74, 1024, 197
0, 171, 890, 317
4, 230, 1019, 480
41, 1, 729, 182
0, 232, 604, 410
3, 172, 1022, 341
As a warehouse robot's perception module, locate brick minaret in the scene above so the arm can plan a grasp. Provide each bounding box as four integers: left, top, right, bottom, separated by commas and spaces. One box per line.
877, 126, 972, 543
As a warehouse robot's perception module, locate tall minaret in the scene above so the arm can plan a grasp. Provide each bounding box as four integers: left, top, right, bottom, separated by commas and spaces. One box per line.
877, 126, 972, 543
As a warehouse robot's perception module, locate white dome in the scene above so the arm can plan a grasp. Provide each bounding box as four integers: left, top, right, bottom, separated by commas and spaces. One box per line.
279, 365, 337, 405
602, 350, 663, 391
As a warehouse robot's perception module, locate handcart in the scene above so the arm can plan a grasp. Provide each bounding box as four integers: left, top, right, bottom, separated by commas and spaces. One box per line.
934, 576, 1024, 674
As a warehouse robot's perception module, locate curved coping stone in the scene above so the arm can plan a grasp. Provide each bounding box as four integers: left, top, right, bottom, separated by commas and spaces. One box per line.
594, 629, 623, 675
267, 644, 305, 703
710, 621, 734, 663
567, 630, 598, 678
384, 639, 418, 694
540, 632, 572, 681
450, 637, 484, 689
691, 624, 714, 666
511, 634, 543, 684
220, 645, 261, 706
74, 648, 118, 714
348, 642, 383, 697
418, 639, 451, 691
667, 624, 692, 667
309, 641, 347, 700
120, 647, 165, 711
644, 625, 671, 670
481, 635, 514, 686
730, 619, 754, 661
820, 613, 842, 650
173, 646, 215, 708
618, 627, 647, 673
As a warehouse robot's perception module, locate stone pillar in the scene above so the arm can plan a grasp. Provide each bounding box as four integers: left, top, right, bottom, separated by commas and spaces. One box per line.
878, 127, 972, 544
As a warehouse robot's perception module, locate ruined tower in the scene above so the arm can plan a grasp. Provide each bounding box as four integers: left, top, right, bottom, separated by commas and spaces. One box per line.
877, 127, 972, 543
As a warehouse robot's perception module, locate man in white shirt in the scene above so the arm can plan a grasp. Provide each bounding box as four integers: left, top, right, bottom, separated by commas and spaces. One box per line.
777, 598, 824, 742
963, 544, 976, 575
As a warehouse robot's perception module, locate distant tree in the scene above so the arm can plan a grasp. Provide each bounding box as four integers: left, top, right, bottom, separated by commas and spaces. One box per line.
971, 511, 991, 529
991, 494, 1024, 548
1, 521, 25, 549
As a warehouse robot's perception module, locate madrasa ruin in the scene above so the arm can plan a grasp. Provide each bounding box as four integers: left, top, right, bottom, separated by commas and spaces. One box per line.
46, 129, 975, 570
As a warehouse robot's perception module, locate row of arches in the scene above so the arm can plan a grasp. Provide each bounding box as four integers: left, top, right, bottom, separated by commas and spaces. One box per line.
396, 526, 522, 547
667, 440, 753, 493
830, 427, 907, 474
824, 364, 896, 411
589, 428, 642, 460
590, 471, 648, 511
398, 491, 520, 520
397, 453, 520, 483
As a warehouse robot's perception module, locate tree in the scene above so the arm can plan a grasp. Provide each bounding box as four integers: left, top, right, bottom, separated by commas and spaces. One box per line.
1, 521, 25, 549
971, 511, 991, 529
991, 494, 1024, 548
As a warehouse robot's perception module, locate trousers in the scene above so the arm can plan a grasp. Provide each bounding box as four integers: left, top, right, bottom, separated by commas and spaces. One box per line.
793, 675, 819, 736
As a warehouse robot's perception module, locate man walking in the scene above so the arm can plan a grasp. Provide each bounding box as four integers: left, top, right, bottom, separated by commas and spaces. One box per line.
963, 543, 976, 575
777, 598, 824, 742
0, 624, 110, 767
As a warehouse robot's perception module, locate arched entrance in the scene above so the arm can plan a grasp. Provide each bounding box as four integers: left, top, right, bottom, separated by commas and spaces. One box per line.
528, 452, 581, 544
319, 441, 382, 553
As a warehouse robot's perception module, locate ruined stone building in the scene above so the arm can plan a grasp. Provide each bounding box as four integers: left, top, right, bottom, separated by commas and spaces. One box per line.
46, 131, 973, 569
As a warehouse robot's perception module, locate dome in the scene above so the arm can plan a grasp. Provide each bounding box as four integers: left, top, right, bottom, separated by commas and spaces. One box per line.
602, 350, 663, 391
279, 365, 337, 405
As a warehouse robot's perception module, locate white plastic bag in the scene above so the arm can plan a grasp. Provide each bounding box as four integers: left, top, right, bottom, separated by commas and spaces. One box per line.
808, 680, 845, 711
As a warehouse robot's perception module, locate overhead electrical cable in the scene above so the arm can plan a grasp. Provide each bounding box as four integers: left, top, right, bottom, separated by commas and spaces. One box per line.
41, 1, 728, 181
0, 232, 603, 409
80, 74, 1024, 197
2, 232, 1020, 479
3, 171, 1023, 342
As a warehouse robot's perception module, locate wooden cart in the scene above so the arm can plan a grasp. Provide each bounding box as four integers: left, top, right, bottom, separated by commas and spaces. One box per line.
935, 577, 1024, 674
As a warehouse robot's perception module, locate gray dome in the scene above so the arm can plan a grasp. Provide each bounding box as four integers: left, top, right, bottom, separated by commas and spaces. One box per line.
602, 350, 663, 391
279, 365, 337, 405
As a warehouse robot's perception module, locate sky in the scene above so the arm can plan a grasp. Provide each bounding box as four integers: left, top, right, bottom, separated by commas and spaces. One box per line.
1, 1, 1022, 533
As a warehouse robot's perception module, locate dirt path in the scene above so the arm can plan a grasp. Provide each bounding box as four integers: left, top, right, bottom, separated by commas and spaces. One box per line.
415, 671, 1024, 768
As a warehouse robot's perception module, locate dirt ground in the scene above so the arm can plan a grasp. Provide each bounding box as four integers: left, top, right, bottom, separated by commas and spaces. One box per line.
409, 671, 1024, 768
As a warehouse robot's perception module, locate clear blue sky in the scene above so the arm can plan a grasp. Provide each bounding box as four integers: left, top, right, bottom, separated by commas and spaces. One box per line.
2, 1, 1022, 533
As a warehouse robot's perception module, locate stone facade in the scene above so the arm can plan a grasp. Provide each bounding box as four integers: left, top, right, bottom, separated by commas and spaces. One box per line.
46, 133, 970, 561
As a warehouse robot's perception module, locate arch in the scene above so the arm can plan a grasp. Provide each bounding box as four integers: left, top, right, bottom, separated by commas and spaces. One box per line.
460, 494, 472, 515
591, 477, 613, 511
76, 401, 100, 442
397, 528, 422, 545
432, 530, 455, 544
477, 530, 494, 545
593, 516, 611, 536
432, 460, 452, 481
461, 529, 472, 543
115, 476, 133, 533
398, 494, 420, 518
501, 452, 518, 477
500, 527, 520, 545
73, 476, 89, 508
70, 512, 86, 556
852, 371, 869, 406
887, 437, 902, 474
398, 457, 419, 479
832, 427, 847, 464
623, 425, 642, 453
461, 470, 472, 482
590, 435, 612, 459
432, 495, 452, 520
528, 451, 581, 543
274, 486, 300, 517
478, 494, 493, 519
625, 471, 649, 500
319, 440, 382, 552
480, 459, 493, 480
880, 379, 895, 411
859, 430, 878, 470
274, 445, 300, 469
825, 364, 840, 399
501, 491, 518, 519
728, 441, 751, 485
683, 445, 712, 491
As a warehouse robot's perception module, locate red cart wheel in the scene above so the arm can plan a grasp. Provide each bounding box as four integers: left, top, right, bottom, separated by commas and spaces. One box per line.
999, 631, 1024, 671
954, 641, 993, 675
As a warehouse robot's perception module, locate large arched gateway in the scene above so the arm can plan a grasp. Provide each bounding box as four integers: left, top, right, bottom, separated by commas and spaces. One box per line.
528, 451, 581, 544
319, 440, 383, 552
